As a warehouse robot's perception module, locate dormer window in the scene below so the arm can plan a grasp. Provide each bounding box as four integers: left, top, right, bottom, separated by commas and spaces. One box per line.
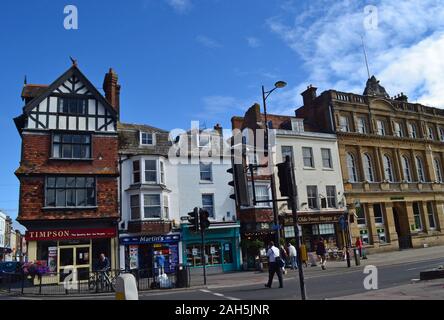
140, 132, 155, 146
291, 119, 304, 132
199, 134, 211, 148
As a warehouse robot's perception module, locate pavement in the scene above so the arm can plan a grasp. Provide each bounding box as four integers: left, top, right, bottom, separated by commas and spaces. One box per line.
1, 245, 444, 300
332, 278, 444, 300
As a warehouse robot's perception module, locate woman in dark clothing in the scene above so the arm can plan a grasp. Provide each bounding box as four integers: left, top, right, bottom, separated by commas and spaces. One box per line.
316, 238, 327, 270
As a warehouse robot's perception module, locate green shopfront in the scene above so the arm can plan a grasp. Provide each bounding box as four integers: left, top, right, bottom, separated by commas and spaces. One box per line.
181, 222, 241, 273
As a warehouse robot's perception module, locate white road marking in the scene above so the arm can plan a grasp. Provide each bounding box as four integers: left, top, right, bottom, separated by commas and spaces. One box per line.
199, 289, 240, 301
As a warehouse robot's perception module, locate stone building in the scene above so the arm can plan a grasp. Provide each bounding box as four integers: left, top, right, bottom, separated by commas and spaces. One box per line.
296, 76, 444, 252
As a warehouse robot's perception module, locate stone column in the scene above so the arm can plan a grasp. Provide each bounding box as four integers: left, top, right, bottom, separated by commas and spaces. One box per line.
366, 203, 379, 246
357, 146, 365, 181
405, 201, 416, 234
434, 201, 444, 232
384, 202, 398, 244
421, 201, 430, 233
394, 148, 403, 182
425, 145, 436, 182
376, 147, 385, 181
410, 149, 419, 181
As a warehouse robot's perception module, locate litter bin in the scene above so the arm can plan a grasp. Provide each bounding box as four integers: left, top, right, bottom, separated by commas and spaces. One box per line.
175, 264, 189, 288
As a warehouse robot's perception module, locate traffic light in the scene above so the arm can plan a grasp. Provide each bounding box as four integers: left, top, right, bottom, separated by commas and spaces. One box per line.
277, 156, 293, 197
199, 209, 210, 231
188, 207, 200, 232
227, 163, 250, 207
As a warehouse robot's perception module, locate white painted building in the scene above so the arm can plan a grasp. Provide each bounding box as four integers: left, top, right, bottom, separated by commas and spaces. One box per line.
118, 123, 241, 274
271, 117, 347, 251
0, 211, 6, 261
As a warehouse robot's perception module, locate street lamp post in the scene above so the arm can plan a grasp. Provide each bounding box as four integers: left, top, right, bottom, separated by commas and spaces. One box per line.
262, 81, 287, 246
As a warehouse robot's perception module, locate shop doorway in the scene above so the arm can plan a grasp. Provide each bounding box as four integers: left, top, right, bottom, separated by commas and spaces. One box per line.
58, 245, 91, 283
392, 204, 412, 249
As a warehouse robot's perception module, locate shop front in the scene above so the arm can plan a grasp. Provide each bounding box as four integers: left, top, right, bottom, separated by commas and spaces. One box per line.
25, 227, 118, 283
181, 222, 241, 273
119, 233, 181, 276
283, 212, 345, 252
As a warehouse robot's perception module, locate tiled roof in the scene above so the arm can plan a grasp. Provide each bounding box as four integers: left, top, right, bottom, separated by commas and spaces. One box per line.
21, 84, 48, 99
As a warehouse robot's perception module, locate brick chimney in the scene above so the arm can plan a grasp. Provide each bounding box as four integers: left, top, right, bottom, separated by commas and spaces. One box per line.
213, 123, 223, 135
103, 68, 121, 119
301, 85, 317, 108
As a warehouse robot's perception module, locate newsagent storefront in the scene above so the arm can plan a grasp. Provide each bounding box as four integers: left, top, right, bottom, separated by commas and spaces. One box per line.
119, 234, 181, 276
181, 222, 241, 273
282, 212, 345, 252
25, 228, 118, 282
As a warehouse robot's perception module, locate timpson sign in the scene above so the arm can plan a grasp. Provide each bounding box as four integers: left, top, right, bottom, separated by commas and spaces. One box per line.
25, 228, 117, 241
284, 213, 342, 225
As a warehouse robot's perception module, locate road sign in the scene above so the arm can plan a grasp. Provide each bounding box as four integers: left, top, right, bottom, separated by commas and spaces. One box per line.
180, 216, 190, 221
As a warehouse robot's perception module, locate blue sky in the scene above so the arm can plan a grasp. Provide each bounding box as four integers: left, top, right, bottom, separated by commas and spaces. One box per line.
1, 0, 444, 229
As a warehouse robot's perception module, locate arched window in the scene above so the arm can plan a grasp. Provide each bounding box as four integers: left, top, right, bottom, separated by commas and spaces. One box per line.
408, 122, 418, 138
416, 157, 426, 182
363, 153, 374, 182
434, 158, 443, 183
383, 155, 394, 182
402, 156, 412, 182
347, 153, 358, 182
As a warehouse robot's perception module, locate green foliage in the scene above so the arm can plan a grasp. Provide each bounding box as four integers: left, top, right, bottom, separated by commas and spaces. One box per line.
240, 239, 265, 254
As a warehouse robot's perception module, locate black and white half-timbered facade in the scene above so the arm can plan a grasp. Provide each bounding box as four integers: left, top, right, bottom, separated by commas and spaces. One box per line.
14, 63, 121, 279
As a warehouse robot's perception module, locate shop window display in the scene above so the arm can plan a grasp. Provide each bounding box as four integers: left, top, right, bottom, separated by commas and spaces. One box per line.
186, 243, 223, 267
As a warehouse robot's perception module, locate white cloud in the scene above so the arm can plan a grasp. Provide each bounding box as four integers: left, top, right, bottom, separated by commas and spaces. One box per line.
196, 35, 223, 48
165, 0, 191, 13
267, 0, 444, 107
246, 37, 261, 48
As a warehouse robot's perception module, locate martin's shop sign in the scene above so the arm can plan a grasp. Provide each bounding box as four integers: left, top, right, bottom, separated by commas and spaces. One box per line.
120, 234, 181, 245
284, 213, 342, 225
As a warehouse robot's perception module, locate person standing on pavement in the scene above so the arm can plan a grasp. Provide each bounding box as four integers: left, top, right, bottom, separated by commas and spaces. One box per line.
355, 237, 363, 258
288, 242, 298, 270
300, 242, 308, 267
265, 241, 283, 288
316, 237, 327, 270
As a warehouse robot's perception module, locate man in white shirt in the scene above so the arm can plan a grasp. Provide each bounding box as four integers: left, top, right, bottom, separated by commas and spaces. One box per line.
288, 243, 298, 270
265, 241, 283, 288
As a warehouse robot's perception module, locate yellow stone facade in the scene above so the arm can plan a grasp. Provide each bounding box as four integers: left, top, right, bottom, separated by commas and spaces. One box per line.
296, 84, 444, 253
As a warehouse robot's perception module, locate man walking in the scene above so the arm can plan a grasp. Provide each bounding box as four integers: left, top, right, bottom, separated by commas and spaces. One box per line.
288, 242, 298, 270
265, 241, 283, 288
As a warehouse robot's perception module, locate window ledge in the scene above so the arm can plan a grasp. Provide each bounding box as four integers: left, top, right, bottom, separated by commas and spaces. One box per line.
42, 206, 98, 211
322, 168, 334, 171
303, 167, 316, 170
199, 181, 214, 184
49, 158, 94, 161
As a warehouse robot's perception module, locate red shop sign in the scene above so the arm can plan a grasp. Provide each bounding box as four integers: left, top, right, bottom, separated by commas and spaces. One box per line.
25, 228, 116, 241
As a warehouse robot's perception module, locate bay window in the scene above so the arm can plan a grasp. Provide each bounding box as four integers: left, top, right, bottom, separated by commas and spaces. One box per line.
143, 194, 161, 218
144, 160, 157, 183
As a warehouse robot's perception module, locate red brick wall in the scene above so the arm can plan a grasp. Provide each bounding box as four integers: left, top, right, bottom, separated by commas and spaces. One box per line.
17, 133, 118, 175
18, 176, 118, 222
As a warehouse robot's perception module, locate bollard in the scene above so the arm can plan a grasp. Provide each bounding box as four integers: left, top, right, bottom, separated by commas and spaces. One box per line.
115, 273, 138, 300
